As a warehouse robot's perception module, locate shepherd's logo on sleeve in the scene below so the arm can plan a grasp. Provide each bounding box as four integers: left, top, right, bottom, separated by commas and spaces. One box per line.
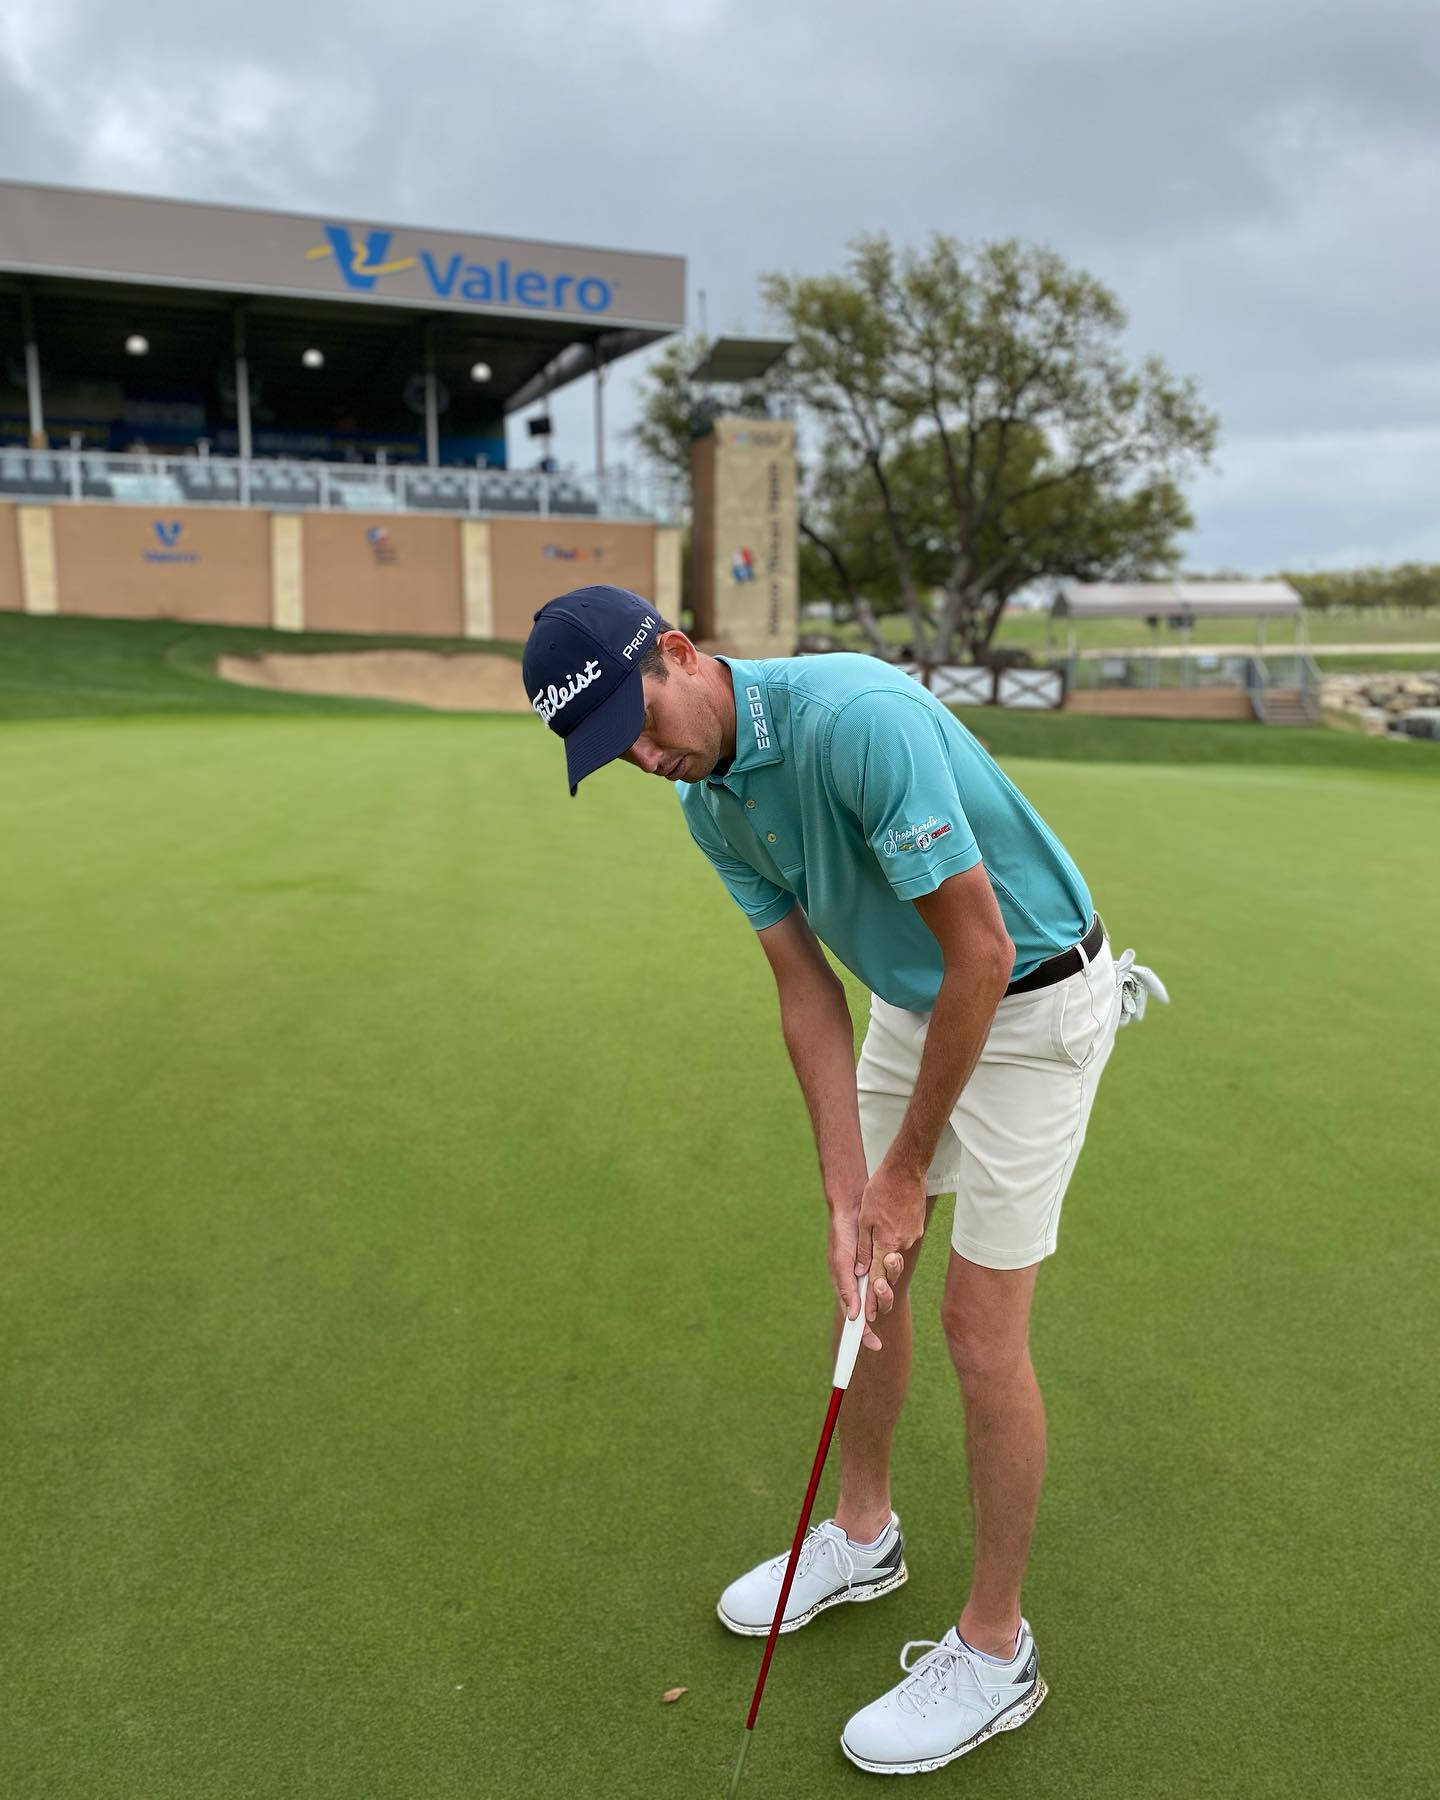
882, 816, 953, 856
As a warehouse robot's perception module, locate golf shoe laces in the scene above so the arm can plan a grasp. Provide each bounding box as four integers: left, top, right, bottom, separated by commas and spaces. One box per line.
768, 1523, 856, 1586
895, 1637, 1008, 1715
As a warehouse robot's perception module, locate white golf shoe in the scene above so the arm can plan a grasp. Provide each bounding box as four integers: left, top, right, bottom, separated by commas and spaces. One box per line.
840, 1620, 1047, 1775
716, 1515, 907, 1637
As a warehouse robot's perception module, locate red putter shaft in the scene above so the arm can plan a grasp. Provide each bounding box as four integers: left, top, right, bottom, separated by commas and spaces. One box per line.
727, 1275, 870, 1796
743, 1382, 845, 1729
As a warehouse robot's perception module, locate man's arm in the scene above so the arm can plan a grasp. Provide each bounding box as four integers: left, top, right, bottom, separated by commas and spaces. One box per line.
855, 864, 1014, 1321
756, 908, 880, 1347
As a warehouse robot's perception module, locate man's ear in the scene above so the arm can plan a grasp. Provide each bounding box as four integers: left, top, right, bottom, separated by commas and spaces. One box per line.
658, 630, 699, 673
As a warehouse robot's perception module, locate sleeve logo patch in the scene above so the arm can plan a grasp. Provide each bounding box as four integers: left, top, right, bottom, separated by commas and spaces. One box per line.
883, 816, 952, 856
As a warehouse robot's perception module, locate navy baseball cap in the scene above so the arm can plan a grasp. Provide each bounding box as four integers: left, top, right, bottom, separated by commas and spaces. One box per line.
523, 585, 663, 795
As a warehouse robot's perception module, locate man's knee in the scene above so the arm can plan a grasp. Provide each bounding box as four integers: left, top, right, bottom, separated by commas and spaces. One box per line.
939, 1252, 1040, 1389
940, 1293, 1033, 1389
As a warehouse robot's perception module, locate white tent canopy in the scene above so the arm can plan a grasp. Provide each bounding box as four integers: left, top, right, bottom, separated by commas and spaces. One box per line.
1052, 580, 1302, 621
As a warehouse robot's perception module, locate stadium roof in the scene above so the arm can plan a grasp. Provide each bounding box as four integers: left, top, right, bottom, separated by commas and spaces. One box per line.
1052, 580, 1303, 620
0, 179, 685, 414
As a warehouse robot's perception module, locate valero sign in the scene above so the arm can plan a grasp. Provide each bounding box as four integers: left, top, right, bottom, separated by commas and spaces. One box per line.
306, 225, 614, 314
145, 519, 198, 565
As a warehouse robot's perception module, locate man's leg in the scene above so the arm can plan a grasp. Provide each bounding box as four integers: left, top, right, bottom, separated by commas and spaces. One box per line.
940, 1252, 1044, 1660
832, 1196, 937, 1544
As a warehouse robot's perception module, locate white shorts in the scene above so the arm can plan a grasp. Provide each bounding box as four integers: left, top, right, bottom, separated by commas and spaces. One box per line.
856, 939, 1121, 1270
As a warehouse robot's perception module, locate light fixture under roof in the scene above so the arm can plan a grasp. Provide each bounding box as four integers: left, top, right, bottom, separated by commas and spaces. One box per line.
302, 347, 325, 369
469, 361, 492, 383
124, 334, 149, 356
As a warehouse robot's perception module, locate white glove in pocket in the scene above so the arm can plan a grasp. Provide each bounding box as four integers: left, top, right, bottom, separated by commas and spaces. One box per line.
1114, 947, 1170, 1028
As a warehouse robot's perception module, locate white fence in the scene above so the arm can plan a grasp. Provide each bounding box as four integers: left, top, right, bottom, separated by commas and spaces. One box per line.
894, 663, 1066, 711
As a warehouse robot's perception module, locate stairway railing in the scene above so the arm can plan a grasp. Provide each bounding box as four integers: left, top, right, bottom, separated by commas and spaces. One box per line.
1245, 655, 1269, 722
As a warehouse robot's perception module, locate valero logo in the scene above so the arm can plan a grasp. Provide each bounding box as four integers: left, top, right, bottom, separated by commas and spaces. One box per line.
305, 223, 614, 313
145, 519, 198, 566
306, 226, 417, 290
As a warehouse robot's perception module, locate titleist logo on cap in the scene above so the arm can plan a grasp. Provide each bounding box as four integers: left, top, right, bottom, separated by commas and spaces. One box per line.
532, 658, 602, 723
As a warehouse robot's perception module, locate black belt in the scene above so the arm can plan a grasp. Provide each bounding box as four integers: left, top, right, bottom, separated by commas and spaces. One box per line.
1005, 913, 1104, 997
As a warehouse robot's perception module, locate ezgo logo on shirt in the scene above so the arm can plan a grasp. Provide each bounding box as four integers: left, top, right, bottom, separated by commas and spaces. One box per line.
883, 816, 953, 856
744, 684, 771, 752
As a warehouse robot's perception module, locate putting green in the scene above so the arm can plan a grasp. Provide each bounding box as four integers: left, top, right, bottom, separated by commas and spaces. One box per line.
1, 714, 1435, 1798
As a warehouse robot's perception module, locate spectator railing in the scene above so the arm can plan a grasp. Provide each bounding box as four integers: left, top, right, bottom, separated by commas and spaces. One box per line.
1064, 650, 1259, 691
0, 447, 683, 524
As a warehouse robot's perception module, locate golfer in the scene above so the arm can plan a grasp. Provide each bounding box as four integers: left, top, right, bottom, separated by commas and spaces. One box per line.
523, 585, 1166, 1776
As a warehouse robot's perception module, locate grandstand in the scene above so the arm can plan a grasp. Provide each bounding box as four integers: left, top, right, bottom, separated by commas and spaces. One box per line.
0, 179, 683, 471
0, 181, 686, 635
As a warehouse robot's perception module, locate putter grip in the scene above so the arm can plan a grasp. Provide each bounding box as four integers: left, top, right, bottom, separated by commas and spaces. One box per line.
832, 1274, 868, 1391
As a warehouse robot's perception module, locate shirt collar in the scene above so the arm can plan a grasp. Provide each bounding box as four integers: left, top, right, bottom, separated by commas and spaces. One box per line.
714, 658, 785, 779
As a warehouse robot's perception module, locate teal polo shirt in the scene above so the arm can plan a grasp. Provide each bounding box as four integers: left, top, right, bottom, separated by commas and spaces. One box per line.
676, 654, 1093, 1012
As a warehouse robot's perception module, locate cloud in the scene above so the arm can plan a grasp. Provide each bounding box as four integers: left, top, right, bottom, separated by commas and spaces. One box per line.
2, 0, 1438, 569
1190, 425, 1440, 568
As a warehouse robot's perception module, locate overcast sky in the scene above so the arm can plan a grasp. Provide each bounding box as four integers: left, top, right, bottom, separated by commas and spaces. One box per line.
4, 0, 1438, 571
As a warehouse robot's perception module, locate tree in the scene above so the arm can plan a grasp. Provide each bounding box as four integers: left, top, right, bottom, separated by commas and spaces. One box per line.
802, 428, 1193, 657
630, 334, 787, 489
1281, 564, 1440, 614
762, 235, 1218, 665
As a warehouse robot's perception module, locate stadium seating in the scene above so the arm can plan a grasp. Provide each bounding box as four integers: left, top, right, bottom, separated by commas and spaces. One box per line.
549, 480, 598, 516
1, 451, 65, 497
247, 463, 322, 507
109, 471, 183, 504
0, 450, 622, 518
477, 473, 541, 515
402, 471, 474, 512
177, 462, 233, 503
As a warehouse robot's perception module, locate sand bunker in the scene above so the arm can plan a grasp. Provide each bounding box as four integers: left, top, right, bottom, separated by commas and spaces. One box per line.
217, 650, 533, 713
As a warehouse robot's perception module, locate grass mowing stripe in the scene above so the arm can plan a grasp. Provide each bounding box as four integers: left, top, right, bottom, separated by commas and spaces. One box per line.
1, 716, 1435, 1797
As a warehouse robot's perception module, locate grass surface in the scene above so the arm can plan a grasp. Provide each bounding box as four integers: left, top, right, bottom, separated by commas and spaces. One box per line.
991, 609, 1440, 652
948, 706, 1440, 773
826, 607, 1440, 655
1310, 651, 1440, 673
0, 613, 521, 720
2, 707, 1437, 1799
4, 615, 1439, 779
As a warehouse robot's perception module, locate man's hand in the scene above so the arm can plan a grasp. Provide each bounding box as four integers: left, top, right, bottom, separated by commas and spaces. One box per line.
827, 1209, 883, 1353
855, 1161, 928, 1329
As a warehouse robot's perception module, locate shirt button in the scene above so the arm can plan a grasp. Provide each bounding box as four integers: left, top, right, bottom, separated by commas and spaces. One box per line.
745, 798, 756, 810
767, 832, 777, 843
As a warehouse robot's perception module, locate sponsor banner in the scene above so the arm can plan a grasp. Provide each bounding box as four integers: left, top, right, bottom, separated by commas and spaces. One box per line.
0, 179, 685, 329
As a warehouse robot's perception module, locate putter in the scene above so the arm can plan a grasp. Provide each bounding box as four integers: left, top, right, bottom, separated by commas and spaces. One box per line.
726, 1273, 870, 1797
